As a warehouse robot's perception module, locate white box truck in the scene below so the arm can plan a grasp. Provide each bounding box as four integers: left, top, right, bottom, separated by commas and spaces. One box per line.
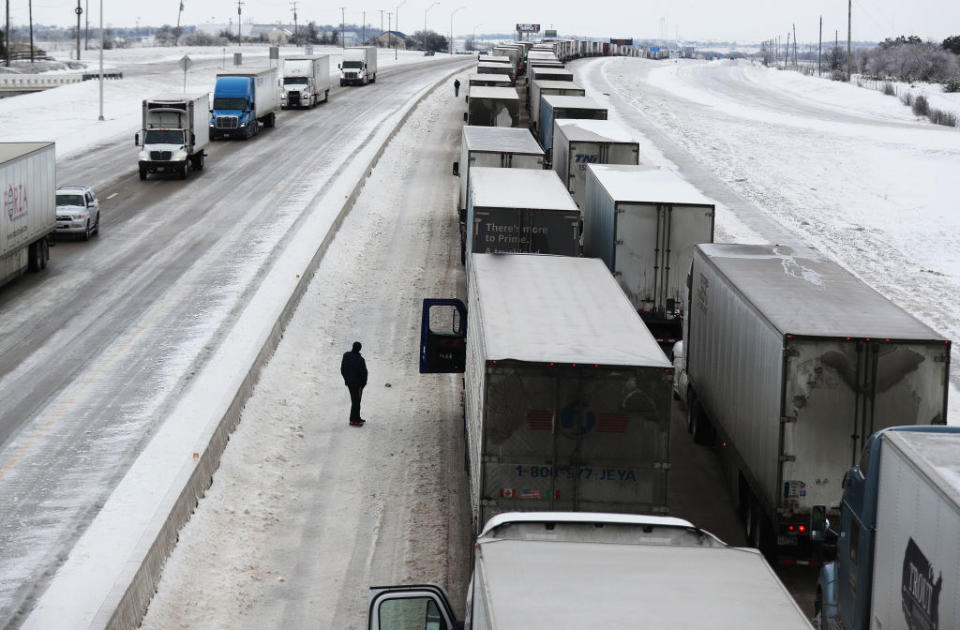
281, 54, 330, 108
456, 128, 545, 263
368, 513, 815, 630
681, 243, 951, 560
420, 255, 674, 534
817, 426, 960, 630
583, 165, 714, 348
476, 61, 514, 83
339, 46, 377, 86
465, 168, 579, 275
538, 95, 607, 161
136, 93, 209, 180
554, 120, 639, 208
529, 79, 585, 130
466, 87, 520, 127
0, 142, 55, 287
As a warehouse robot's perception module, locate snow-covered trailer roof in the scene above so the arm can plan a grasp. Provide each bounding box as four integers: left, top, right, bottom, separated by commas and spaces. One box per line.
470, 254, 670, 367
542, 94, 603, 110
588, 164, 715, 206
470, 167, 576, 211
533, 79, 584, 92
468, 86, 520, 101
0, 142, 52, 163
555, 120, 636, 145
463, 127, 543, 155
696, 243, 948, 340
886, 430, 960, 509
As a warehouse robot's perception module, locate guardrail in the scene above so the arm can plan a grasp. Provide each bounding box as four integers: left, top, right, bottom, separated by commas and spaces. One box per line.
0, 72, 124, 93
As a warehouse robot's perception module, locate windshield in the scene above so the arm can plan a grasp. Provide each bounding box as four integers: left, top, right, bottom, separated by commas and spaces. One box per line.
284, 77, 308, 84
56, 194, 85, 207
145, 129, 185, 144
213, 97, 247, 110
342, 61, 363, 69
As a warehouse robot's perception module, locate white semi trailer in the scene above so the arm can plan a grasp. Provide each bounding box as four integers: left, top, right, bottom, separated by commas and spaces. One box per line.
339, 47, 377, 86
136, 93, 209, 180
553, 119, 639, 208
0, 142, 55, 287
281, 55, 330, 108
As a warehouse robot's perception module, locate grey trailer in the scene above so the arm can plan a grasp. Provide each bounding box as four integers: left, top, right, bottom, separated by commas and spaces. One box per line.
684, 243, 951, 558
530, 79, 586, 129
477, 62, 514, 83
553, 120, 639, 208
466, 167, 579, 276
538, 95, 607, 160
583, 165, 713, 348
527, 68, 574, 109
467, 87, 521, 127
0, 142, 55, 287
466, 74, 513, 103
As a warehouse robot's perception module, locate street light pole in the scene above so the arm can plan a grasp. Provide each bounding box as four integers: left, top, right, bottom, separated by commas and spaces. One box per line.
395, 0, 406, 60
425, 1, 439, 36
473, 23, 482, 52
98, 0, 103, 120
449, 5, 464, 57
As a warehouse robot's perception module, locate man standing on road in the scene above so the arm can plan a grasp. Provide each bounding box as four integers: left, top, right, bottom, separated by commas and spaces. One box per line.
341, 341, 368, 426
454, 78, 461, 97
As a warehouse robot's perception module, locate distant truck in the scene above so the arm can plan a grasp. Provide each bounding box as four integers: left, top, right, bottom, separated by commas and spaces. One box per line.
464, 168, 579, 272
136, 93, 209, 180
339, 46, 377, 86
281, 55, 330, 108
0, 142, 55, 287
455, 126, 545, 258
816, 426, 960, 630
538, 95, 607, 161
529, 79, 585, 131
368, 513, 815, 630
553, 120, 639, 208
420, 254, 673, 534
476, 61, 514, 83
680, 243, 950, 559
583, 164, 714, 349
210, 68, 281, 140
466, 86, 520, 127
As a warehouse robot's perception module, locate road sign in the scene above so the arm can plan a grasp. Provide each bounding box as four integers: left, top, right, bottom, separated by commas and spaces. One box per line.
178, 55, 193, 71
649, 46, 660, 52
516, 23, 540, 33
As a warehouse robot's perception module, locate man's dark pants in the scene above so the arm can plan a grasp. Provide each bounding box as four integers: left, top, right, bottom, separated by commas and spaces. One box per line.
348, 384, 363, 422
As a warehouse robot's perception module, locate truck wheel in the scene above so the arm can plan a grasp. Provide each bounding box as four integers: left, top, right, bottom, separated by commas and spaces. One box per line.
39, 238, 49, 268
264, 113, 276, 128
27, 241, 41, 271
324, 90, 329, 103
371, 74, 376, 83
340, 80, 345, 87
139, 166, 147, 181
195, 153, 205, 171
179, 163, 188, 180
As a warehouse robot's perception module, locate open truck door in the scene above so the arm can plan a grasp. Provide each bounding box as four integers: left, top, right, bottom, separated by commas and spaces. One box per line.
419, 299, 467, 374
367, 584, 461, 630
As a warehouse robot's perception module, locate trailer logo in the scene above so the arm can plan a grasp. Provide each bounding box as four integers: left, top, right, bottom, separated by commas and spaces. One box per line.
4, 183, 28, 221
901, 537, 942, 630
558, 401, 596, 437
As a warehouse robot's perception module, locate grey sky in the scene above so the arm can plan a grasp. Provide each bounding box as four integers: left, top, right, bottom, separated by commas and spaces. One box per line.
17, 0, 960, 43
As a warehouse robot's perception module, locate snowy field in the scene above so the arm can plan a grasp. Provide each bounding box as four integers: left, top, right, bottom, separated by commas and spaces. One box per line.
578, 57, 959, 420
0, 44, 451, 158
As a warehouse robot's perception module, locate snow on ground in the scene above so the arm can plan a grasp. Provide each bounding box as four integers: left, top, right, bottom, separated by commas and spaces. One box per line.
578, 57, 960, 420
137, 68, 471, 629
0, 44, 451, 159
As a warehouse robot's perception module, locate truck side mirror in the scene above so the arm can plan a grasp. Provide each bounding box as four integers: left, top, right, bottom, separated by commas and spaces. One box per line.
134, 132, 140, 146
452, 161, 459, 176
810, 505, 828, 541
337, 63, 341, 69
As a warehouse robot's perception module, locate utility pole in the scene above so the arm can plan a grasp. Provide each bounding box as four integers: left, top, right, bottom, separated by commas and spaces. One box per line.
792, 23, 797, 68
237, 0, 243, 46
846, 0, 852, 81
28, 0, 33, 62
74, 0, 82, 61
379, 9, 384, 44
175, 0, 184, 46
84, 0, 88, 49
290, 1, 298, 45
362, 11, 365, 44
98, 0, 103, 121
387, 12, 392, 50
449, 6, 464, 56
395, 0, 406, 60
341, 6, 346, 48
818, 16, 822, 75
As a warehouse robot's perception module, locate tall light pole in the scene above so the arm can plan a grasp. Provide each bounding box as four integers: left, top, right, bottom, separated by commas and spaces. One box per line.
449, 5, 464, 56
74, 0, 83, 61
340, 6, 345, 48
97, 0, 103, 121
395, 0, 406, 60
424, 1, 439, 36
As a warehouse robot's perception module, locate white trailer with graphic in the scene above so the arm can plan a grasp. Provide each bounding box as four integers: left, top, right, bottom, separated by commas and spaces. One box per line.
553, 120, 639, 208
418, 255, 674, 535
0, 142, 55, 287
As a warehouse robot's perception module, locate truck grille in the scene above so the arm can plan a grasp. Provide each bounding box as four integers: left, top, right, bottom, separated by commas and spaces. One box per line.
345, 72, 358, 79
150, 151, 172, 160
216, 116, 239, 129
288, 91, 301, 106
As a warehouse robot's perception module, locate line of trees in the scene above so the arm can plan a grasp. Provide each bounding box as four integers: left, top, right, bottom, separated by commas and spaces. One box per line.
855, 35, 960, 84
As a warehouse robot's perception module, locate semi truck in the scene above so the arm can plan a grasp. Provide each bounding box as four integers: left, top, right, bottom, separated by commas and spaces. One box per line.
210, 68, 281, 140
529, 79, 585, 131
553, 120, 639, 208
816, 426, 960, 630
419, 254, 673, 534
680, 243, 951, 560
583, 164, 714, 349
476, 61, 514, 83
0, 142, 55, 287
339, 47, 377, 86
465, 87, 520, 127
538, 95, 607, 161
136, 93, 209, 180
368, 512, 815, 630
527, 68, 574, 114
464, 168, 579, 272
281, 55, 330, 108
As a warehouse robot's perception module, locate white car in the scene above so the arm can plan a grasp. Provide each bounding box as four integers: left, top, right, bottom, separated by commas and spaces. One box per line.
55, 185, 100, 240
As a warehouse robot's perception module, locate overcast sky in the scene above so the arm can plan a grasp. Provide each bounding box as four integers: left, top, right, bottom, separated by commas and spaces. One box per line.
17, 0, 960, 43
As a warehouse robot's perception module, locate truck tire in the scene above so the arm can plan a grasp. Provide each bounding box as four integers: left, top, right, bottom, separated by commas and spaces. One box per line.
39, 238, 49, 268
193, 153, 205, 171
264, 113, 276, 128
179, 163, 188, 180
340, 79, 345, 87
27, 241, 41, 271
371, 74, 376, 83
139, 165, 147, 181
323, 89, 329, 103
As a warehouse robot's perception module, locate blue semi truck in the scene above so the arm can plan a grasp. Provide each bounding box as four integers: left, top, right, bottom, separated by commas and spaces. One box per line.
210, 68, 281, 140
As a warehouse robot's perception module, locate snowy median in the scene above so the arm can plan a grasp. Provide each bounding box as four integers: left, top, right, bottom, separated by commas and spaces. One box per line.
20, 55, 467, 630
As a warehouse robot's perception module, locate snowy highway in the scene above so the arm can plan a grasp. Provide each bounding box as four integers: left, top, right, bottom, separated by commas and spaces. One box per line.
0, 54, 469, 625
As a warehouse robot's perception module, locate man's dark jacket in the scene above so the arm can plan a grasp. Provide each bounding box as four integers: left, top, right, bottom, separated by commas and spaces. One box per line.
341, 351, 368, 388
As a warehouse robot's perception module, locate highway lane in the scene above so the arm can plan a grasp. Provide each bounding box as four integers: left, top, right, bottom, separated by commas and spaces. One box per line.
0, 55, 470, 626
